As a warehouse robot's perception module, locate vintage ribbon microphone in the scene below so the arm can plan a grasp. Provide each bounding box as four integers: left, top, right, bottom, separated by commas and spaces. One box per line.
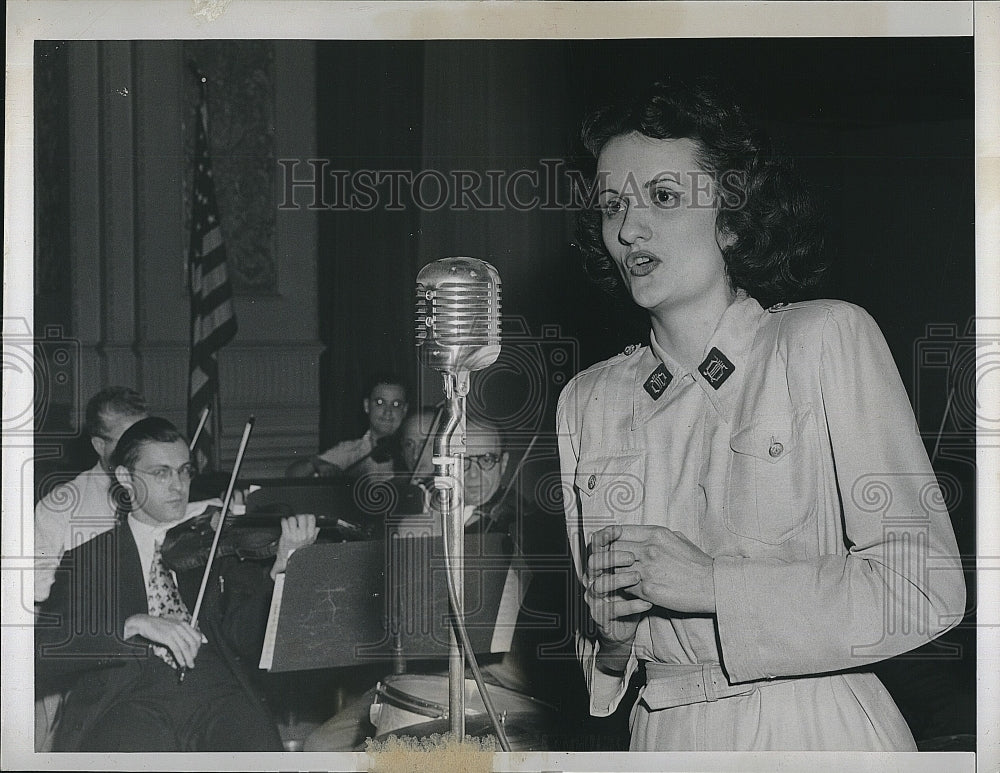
414, 257, 506, 745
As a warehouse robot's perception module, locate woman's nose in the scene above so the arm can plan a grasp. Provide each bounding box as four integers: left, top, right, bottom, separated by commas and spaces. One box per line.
617, 201, 650, 245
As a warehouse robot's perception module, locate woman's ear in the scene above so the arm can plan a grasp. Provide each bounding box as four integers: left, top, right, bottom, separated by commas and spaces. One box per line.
717, 226, 737, 251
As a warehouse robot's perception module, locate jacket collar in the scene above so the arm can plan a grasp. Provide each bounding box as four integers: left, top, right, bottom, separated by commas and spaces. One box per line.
632, 293, 765, 426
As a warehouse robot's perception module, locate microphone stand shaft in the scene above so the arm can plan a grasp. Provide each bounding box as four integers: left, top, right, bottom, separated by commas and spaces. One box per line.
433, 378, 466, 740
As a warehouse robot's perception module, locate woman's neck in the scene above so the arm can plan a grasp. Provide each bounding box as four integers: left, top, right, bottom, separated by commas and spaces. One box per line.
649, 288, 737, 370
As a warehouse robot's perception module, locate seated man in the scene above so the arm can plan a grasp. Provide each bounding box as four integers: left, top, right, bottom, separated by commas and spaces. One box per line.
399, 407, 440, 484
35, 417, 318, 751
287, 375, 408, 480
396, 412, 517, 539
34, 386, 149, 604
305, 416, 577, 750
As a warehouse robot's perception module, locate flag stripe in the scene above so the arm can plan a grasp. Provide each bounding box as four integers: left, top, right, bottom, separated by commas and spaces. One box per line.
198, 260, 230, 297
201, 226, 223, 256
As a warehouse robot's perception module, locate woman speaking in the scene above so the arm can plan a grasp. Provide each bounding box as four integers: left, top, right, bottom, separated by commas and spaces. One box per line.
556, 78, 965, 751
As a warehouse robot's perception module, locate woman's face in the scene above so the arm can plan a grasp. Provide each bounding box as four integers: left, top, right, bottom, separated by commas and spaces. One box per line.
596, 132, 732, 316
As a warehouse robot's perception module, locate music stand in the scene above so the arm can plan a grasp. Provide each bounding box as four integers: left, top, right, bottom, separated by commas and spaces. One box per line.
258, 534, 522, 673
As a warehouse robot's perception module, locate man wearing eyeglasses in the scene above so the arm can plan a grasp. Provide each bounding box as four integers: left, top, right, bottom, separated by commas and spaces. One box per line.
460, 418, 511, 532
287, 375, 409, 480
397, 411, 512, 534
305, 414, 578, 750
35, 417, 318, 751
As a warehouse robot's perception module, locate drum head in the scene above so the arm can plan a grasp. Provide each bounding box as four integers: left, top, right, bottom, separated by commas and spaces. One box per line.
375, 711, 557, 752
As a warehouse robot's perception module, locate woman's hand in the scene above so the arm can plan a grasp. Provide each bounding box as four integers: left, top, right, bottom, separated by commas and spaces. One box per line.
590, 524, 717, 615
271, 514, 319, 578
124, 613, 207, 669
585, 531, 654, 673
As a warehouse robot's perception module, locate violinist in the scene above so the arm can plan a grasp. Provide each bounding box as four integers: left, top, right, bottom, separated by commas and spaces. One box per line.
286, 374, 408, 479
35, 417, 318, 752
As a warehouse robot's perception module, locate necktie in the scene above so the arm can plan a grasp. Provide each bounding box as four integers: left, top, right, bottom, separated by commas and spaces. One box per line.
147, 540, 192, 668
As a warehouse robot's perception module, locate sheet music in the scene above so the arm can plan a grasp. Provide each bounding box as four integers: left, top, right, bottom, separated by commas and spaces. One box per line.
490, 558, 531, 653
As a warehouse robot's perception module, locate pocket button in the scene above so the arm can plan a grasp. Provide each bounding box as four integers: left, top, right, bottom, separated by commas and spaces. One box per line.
588, 474, 597, 490
768, 441, 784, 458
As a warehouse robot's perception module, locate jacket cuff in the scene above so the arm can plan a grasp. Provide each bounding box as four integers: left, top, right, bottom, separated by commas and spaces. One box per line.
578, 633, 637, 716
714, 555, 771, 683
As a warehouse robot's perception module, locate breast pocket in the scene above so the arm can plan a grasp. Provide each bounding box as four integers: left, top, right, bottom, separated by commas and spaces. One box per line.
724, 407, 817, 544
573, 452, 645, 538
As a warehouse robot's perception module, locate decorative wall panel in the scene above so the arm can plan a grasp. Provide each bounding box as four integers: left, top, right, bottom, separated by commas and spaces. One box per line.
182, 40, 277, 294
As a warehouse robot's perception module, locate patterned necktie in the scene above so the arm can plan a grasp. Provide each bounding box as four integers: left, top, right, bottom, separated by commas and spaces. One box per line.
147, 540, 192, 668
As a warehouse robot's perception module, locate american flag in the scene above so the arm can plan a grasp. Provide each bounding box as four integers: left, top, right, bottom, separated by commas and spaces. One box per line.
188, 74, 237, 471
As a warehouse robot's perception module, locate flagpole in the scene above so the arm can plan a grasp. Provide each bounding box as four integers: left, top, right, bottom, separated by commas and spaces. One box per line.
211, 390, 223, 471
186, 63, 237, 473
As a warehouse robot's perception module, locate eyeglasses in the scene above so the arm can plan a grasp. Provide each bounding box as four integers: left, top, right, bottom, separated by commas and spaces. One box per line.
372, 398, 407, 409
463, 453, 500, 472
132, 464, 197, 485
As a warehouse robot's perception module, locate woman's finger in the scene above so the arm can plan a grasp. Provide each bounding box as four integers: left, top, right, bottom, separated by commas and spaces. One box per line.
590, 570, 641, 596
588, 548, 635, 575
590, 525, 623, 550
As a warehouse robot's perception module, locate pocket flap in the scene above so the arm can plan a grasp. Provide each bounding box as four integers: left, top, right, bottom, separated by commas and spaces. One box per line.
573, 453, 641, 498
729, 413, 802, 464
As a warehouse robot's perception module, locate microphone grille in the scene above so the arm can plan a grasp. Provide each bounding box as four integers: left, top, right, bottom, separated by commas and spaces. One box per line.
415, 258, 501, 345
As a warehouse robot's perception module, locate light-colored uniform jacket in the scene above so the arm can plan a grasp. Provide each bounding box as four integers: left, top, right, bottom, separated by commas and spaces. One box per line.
556, 296, 966, 750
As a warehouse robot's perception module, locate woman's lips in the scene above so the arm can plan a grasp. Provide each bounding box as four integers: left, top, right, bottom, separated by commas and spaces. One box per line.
626, 252, 660, 277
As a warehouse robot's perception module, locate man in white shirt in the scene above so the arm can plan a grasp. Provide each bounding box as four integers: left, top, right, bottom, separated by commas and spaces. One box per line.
287, 375, 409, 479
34, 386, 149, 605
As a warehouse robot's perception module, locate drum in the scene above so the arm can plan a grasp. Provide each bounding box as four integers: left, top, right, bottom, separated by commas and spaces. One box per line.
375, 713, 555, 752
369, 673, 556, 742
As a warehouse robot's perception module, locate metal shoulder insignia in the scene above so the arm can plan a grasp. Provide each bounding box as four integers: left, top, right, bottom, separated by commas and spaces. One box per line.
767, 302, 790, 313
621, 343, 641, 356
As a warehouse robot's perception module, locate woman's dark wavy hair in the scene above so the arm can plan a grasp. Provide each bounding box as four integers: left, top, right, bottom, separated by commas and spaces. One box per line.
109, 417, 187, 518
577, 77, 827, 307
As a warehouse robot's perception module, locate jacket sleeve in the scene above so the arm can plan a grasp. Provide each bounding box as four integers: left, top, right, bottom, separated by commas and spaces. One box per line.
714, 304, 966, 682
34, 495, 67, 605
557, 378, 640, 716
35, 537, 147, 686
206, 557, 276, 665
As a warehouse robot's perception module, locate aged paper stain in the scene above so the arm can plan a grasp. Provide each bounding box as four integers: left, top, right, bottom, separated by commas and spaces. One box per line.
191, 0, 232, 23
365, 733, 496, 773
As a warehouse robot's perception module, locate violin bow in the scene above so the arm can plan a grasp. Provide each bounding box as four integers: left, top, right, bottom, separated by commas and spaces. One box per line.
189, 406, 210, 452
482, 432, 537, 536
409, 404, 446, 485
178, 415, 255, 683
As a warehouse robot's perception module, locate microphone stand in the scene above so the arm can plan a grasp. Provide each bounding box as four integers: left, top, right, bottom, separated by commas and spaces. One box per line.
433, 370, 468, 739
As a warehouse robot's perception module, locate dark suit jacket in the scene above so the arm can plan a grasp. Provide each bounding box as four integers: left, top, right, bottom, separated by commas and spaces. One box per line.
35, 522, 277, 750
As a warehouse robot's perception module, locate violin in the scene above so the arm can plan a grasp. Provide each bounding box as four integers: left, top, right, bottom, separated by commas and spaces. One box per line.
160, 504, 374, 573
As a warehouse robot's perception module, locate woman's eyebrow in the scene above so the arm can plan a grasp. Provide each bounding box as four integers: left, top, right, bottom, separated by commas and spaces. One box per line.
643, 174, 683, 190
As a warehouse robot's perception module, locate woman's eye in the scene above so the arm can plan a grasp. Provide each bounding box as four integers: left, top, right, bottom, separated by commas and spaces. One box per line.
652, 188, 679, 207
601, 198, 625, 217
